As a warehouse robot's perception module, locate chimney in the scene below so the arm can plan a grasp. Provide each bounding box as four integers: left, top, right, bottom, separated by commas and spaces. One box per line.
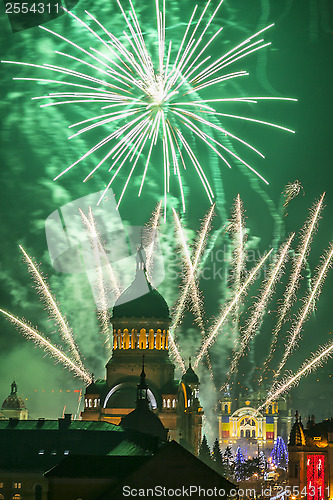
58, 413, 72, 430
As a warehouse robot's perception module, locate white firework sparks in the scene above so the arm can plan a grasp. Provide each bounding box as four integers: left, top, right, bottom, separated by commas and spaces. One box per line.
2, 0, 296, 213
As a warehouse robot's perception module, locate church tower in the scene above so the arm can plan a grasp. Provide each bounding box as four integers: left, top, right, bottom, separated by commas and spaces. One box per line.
82, 243, 203, 452
1, 381, 28, 420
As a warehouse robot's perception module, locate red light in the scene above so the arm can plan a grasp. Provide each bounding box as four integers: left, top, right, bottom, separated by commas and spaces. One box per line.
307, 454, 325, 500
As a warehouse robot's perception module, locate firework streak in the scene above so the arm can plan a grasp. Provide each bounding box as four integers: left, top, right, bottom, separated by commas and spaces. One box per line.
145, 201, 163, 278
221, 234, 294, 391
2, 0, 296, 211
274, 242, 333, 379
256, 337, 333, 414
264, 194, 325, 374
171, 206, 215, 375
194, 248, 273, 368
19, 245, 84, 369
0, 308, 91, 384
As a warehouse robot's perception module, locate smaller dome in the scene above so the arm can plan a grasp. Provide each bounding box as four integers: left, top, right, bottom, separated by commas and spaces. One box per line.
2, 382, 26, 411
182, 358, 199, 384
289, 411, 306, 446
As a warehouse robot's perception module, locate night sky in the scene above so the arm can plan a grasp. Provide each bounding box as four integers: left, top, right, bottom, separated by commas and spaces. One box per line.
0, 0, 332, 424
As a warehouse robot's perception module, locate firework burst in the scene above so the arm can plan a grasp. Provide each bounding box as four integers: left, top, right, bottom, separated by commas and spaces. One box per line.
2, 0, 296, 213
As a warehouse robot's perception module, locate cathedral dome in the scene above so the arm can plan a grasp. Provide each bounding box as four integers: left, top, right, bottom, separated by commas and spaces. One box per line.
112, 245, 170, 321
2, 382, 26, 411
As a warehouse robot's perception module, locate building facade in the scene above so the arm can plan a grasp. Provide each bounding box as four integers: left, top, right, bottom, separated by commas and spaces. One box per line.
218, 387, 292, 455
288, 412, 333, 500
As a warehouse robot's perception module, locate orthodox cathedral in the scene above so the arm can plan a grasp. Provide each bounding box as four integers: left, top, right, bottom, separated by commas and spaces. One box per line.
81, 244, 203, 455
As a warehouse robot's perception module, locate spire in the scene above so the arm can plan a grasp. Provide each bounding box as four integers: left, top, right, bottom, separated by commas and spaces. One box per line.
289, 410, 306, 446
137, 355, 149, 405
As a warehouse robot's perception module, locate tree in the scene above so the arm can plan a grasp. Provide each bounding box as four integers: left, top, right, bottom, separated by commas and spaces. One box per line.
234, 446, 246, 481
258, 450, 267, 477
271, 436, 288, 469
199, 435, 212, 466
223, 445, 234, 478
212, 438, 225, 475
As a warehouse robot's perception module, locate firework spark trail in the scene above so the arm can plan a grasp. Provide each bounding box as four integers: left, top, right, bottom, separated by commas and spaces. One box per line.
80, 208, 122, 298
79, 209, 113, 351
263, 194, 325, 375
256, 337, 333, 415
274, 242, 333, 380
171, 207, 215, 335
229, 194, 247, 347
220, 234, 294, 391
0, 309, 91, 384
145, 201, 163, 281
2, 0, 296, 210
19, 245, 85, 369
194, 248, 273, 368
231, 195, 246, 303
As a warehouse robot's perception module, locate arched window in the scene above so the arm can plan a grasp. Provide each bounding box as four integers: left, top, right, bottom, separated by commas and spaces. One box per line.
268, 405, 272, 414
245, 429, 250, 438
35, 484, 42, 500
148, 329, 154, 349
163, 398, 166, 408
172, 399, 176, 408
252, 430, 256, 438
13, 495, 22, 500
167, 399, 171, 408
117, 329, 122, 349
156, 330, 162, 350
224, 404, 228, 413
131, 329, 137, 349
139, 329, 147, 349
123, 329, 130, 349
240, 430, 244, 437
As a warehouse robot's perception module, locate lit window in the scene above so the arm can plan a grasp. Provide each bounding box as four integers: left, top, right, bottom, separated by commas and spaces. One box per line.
88, 399, 92, 408
172, 399, 176, 408
13, 495, 22, 500
38, 450, 44, 455
0, 483, 4, 488
163, 399, 166, 408
51, 451, 57, 456
13, 483, 22, 489
64, 450, 69, 455
167, 399, 171, 408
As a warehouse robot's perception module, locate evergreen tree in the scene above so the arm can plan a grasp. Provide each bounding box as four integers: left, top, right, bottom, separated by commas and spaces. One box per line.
199, 435, 212, 466
212, 438, 225, 475
258, 451, 267, 477
271, 436, 288, 469
223, 445, 234, 478
234, 446, 246, 481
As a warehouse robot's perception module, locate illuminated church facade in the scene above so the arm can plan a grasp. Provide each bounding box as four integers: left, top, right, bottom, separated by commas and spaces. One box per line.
81, 245, 203, 455
218, 386, 292, 454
